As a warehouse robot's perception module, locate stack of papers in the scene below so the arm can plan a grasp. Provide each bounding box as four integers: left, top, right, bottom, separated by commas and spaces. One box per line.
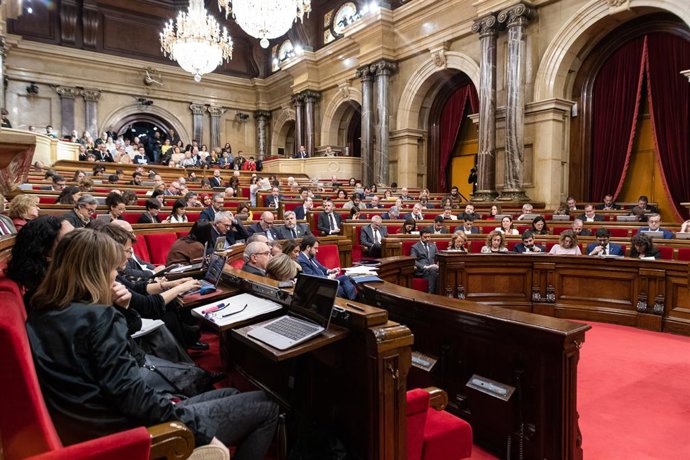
191, 293, 283, 327
132, 319, 165, 339
344, 266, 379, 276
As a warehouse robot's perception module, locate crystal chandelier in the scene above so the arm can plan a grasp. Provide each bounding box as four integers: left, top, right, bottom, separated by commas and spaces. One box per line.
218, 0, 311, 49
160, 0, 233, 82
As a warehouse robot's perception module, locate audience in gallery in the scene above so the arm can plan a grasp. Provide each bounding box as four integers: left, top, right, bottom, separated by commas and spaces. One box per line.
25, 229, 279, 457
549, 230, 581, 255
481, 230, 509, 254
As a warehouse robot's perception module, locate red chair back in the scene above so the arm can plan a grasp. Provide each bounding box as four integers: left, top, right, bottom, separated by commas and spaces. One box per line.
318, 244, 341, 269
132, 236, 151, 262
678, 248, 690, 261
144, 233, 179, 265
406, 389, 429, 460
658, 246, 673, 260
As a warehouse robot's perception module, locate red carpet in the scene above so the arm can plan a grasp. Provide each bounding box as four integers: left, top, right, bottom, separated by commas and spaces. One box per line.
578, 322, 690, 459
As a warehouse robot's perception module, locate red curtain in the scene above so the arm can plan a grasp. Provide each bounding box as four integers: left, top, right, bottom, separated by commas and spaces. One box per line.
438, 83, 478, 193
590, 36, 646, 201
645, 33, 690, 220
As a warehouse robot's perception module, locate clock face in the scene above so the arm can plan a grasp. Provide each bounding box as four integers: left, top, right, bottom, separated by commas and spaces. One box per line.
278, 40, 294, 61
333, 2, 358, 35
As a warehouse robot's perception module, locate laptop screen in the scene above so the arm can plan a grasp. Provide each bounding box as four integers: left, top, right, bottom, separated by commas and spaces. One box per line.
641, 230, 664, 239
204, 254, 227, 285
290, 274, 339, 328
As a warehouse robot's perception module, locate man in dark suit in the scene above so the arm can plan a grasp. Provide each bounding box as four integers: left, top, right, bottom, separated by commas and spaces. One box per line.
137, 199, 162, 224
209, 211, 249, 252
199, 193, 224, 222
458, 204, 481, 221
246, 211, 281, 241
586, 228, 625, 256
403, 203, 424, 221
571, 219, 592, 237
381, 206, 401, 220
410, 228, 438, 294
317, 199, 343, 235
514, 230, 546, 253
241, 241, 271, 276
293, 145, 309, 159
263, 186, 284, 210
279, 211, 312, 239
631, 195, 658, 215
294, 196, 313, 220
296, 235, 357, 299
639, 214, 674, 239
426, 215, 449, 235
209, 169, 224, 188
459, 218, 480, 235
595, 194, 620, 211
360, 216, 388, 258
577, 205, 604, 223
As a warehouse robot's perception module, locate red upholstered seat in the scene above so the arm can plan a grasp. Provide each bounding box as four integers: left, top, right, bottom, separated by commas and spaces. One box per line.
553, 226, 571, 235
402, 240, 429, 292
406, 388, 472, 460
401, 240, 416, 256
608, 228, 630, 238
187, 212, 200, 222
144, 233, 178, 265
678, 248, 690, 261
132, 236, 151, 262
658, 246, 673, 260
136, 198, 148, 206
176, 232, 188, 238
352, 226, 363, 262
121, 213, 140, 225
230, 258, 244, 270
506, 240, 519, 251
318, 244, 341, 269
284, 202, 299, 212
0, 276, 153, 460
470, 240, 484, 253
545, 241, 557, 252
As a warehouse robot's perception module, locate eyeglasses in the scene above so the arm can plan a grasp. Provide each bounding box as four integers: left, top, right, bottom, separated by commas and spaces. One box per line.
255, 251, 271, 256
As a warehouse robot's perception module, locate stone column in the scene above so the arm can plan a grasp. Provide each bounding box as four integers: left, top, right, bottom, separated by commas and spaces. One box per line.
189, 103, 206, 143
254, 110, 272, 159
372, 59, 398, 186
56, 86, 79, 137
0, 37, 6, 109
302, 90, 321, 156
292, 94, 304, 155
81, 89, 101, 138
357, 65, 375, 186
497, 3, 534, 202
207, 106, 227, 150
471, 13, 500, 202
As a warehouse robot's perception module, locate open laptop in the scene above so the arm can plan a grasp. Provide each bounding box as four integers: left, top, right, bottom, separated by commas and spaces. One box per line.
551, 215, 571, 221
247, 274, 339, 350
183, 253, 226, 295
617, 215, 638, 222
675, 232, 690, 240
167, 242, 209, 274
640, 230, 664, 239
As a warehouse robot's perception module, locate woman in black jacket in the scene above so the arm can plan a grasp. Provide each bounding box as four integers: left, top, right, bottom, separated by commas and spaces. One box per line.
27, 229, 279, 458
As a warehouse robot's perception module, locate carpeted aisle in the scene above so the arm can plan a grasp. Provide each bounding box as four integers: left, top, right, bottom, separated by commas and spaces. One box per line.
578, 322, 690, 459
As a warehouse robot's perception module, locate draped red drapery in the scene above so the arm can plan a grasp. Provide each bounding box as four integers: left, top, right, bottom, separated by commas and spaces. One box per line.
438, 83, 478, 193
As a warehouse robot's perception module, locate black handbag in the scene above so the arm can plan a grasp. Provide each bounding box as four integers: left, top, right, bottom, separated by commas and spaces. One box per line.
142, 355, 214, 397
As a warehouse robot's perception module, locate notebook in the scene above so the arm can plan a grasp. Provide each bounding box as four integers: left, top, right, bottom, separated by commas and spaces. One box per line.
247, 274, 339, 350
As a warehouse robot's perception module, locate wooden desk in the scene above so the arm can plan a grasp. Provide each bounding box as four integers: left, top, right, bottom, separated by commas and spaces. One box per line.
218, 268, 413, 459
358, 270, 589, 460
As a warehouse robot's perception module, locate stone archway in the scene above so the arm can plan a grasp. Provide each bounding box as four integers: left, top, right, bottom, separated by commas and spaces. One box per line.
271, 107, 296, 156
534, 0, 690, 101
321, 84, 363, 147
101, 104, 190, 143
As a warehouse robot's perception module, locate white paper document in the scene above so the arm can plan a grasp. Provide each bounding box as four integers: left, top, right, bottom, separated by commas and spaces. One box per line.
191, 293, 283, 327
132, 319, 165, 339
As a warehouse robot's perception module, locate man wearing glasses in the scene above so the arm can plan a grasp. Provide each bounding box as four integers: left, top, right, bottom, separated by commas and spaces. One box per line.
246, 211, 281, 241
242, 241, 272, 276
209, 211, 249, 253
199, 193, 224, 222
410, 228, 438, 294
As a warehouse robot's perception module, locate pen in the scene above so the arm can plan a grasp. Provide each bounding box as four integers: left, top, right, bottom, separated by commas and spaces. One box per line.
221, 304, 248, 317
346, 302, 366, 312
202, 303, 227, 314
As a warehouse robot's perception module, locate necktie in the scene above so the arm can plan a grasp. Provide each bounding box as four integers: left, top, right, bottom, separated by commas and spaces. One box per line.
291, 228, 297, 238
604, 246, 608, 255
0, 220, 10, 235
328, 213, 335, 231
374, 228, 380, 244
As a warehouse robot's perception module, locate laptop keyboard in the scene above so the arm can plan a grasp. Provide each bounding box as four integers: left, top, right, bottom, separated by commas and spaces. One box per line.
265, 317, 320, 341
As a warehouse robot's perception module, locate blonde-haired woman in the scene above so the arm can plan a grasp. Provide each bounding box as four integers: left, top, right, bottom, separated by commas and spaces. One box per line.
266, 253, 298, 282
8, 194, 40, 231
480, 230, 508, 253
448, 231, 469, 253
549, 230, 581, 255
28, 228, 279, 457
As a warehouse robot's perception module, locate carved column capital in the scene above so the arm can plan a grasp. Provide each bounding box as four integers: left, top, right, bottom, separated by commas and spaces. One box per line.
291, 94, 304, 106
254, 110, 272, 120
56, 86, 79, 99
81, 89, 101, 102
189, 103, 206, 115
472, 13, 500, 38
497, 2, 535, 28
207, 106, 227, 117
371, 59, 398, 77
356, 65, 375, 82
300, 90, 321, 103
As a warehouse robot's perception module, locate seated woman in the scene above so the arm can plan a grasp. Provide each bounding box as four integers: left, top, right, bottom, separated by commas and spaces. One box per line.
8, 194, 40, 232
530, 216, 549, 235
489, 204, 502, 219
55, 186, 81, 205
266, 253, 298, 282
549, 230, 581, 255
138, 198, 162, 224
27, 229, 279, 455
164, 198, 188, 223
400, 217, 418, 235
630, 233, 661, 259
236, 202, 253, 222
105, 192, 126, 221
349, 206, 363, 220
167, 220, 213, 266
447, 231, 469, 253
495, 215, 519, 235
480, 230, 508, 253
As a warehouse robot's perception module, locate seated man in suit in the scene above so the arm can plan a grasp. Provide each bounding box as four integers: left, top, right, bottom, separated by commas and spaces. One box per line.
199, 193, 224, 222
566, 196, 579, 212
360, 215, 388, 258
294, 196, 314, 220
516, 203, 534, 221
264, 186, 284, 210
587, 228, 625, 256
459, 217, 480, 235
577, 204, 604, 223
631, 195, 658, 215
293, 145, 309, 158
639, 214, 674, 239
458, 204, 481, 221
571, 218, 592, 237
399, 187, 414, 201
209, 169, 224, 188
241, 241, 271, 276
297, 235, 357, 299
403, 203, 425, 221
246, 211, 281, 241
426, 215, 449, 235
317, 199, 343, 235
595, 194, 620, 211
209, 211, 249, 252
367, 195, 382, 209
381, 205, 401, 220
343, 193, 362, 211
514, 230, 546, 253
279, 211, 312, 239
410, 228, 438, 294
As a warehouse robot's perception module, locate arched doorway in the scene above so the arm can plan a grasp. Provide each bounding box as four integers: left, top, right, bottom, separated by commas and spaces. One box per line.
117, 120, 169, 143
101, 104, 190, 145
335, 100, 361, 156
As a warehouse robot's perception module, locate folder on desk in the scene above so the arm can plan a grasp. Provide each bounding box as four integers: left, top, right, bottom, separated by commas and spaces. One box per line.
191, 293, 283, 327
